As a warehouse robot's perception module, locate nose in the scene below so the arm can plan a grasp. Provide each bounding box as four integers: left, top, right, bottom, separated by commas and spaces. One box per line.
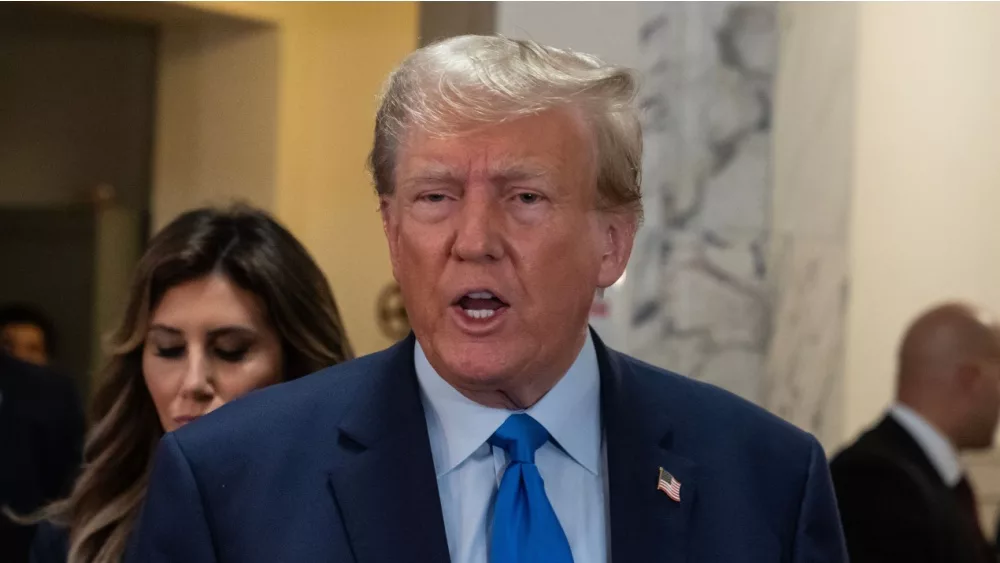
179, 347, 215, 402
452, 187, 504, 262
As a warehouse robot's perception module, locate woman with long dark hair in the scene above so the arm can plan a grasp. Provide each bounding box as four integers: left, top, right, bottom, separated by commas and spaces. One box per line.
28, 204, 354, 563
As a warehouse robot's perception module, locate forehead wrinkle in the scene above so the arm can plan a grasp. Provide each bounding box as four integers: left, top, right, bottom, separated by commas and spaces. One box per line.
402, 154, 559, 188
484, 153, 560, 178
399, 158, 467, 188
471, 141, 564, 188
398, 111, 583, 190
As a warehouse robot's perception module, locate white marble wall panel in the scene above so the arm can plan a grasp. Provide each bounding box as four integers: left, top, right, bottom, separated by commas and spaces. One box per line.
625, 2, 777, 405
587, 3, 855, 449
765, 237, 849, 446
764, 3, 856, 448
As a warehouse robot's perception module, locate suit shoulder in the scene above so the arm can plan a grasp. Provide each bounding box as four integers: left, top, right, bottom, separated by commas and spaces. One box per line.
0, 356, 81, 423
619, 353, 819, 451
829, 420, 909, 471
170, 347, 394, 456
0, 355, 76, 392
830, 443, 911, 483
830, 432, 919, 483
30, 520, 70, 563
830, 442, 935, 522
614, 351, 823, 534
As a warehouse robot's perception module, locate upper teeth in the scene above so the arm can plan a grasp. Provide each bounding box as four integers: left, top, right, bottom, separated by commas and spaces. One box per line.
467, 291, 494, 299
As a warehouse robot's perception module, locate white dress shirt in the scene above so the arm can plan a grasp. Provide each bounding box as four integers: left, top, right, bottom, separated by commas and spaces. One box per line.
415, 332, 607, 563
889, 403, 963, 486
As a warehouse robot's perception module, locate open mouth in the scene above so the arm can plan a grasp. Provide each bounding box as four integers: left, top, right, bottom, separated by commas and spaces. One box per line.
454, 290, 509, 320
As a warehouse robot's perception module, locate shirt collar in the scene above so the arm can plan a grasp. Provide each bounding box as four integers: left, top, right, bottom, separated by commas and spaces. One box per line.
415, 331, 602, 478
889, 403, 963, 486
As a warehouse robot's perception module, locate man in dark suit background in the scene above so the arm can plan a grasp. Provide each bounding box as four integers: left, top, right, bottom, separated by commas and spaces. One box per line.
129, 35, 846, 563
0, 353, 84, 563
0, 303, 58, 367
831, 303, 999, 563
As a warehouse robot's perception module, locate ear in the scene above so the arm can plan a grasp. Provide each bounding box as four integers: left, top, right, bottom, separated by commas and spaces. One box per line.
955, 360, 984, 393
380, 195, 402, 282
595, 211, 637, 289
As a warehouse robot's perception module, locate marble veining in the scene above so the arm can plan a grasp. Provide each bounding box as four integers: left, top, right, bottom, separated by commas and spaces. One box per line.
589, 2, 852, 447
620, 2, 777, 404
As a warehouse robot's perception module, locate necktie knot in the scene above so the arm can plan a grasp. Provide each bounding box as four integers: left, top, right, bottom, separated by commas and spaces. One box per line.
489, 414, 549, 464
488, 413, 573, 563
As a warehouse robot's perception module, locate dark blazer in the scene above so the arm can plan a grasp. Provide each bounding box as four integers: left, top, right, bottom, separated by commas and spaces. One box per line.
994, 513, 1000, 559
128, 333, 846, 563
0, 354, 84, 563
830, 415, 994, 563
28, 521, 68, 563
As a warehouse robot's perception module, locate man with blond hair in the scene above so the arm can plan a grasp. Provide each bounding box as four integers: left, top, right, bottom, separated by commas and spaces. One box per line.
130, 35, 846, 562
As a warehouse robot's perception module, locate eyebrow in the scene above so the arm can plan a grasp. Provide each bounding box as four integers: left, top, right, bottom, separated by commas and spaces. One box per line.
147, 324, 257, 339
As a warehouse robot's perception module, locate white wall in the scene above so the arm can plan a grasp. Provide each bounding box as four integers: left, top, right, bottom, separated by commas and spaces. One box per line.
497, 2, 640, 67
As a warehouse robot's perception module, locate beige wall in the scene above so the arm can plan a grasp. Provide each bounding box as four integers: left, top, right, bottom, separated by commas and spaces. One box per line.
267, 4, 418, 357
844, 2, 1000, 443
774, 0, 1000, 529
814, 2, 1000, 528
0, 7, 156, 209
153, 19, 279, 228
777, 2, 1000, 452
148, 2, 418, 355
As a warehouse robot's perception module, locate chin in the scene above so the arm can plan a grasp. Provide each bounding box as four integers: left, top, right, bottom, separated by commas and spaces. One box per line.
974, 438, 994, 451
967, 432, 995, 450
445, 352, 512, 384
433, 341, 519, 387
417, 319, 539, 387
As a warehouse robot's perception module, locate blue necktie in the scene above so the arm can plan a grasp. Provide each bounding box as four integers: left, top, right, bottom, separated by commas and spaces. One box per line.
489, 414, 574, 563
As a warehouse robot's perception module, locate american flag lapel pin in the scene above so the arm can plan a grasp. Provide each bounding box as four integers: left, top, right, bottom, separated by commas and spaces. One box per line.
657, 466, 681, 502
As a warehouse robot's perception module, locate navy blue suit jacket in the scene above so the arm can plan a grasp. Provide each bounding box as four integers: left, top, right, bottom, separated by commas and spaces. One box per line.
129, 333, 846, 562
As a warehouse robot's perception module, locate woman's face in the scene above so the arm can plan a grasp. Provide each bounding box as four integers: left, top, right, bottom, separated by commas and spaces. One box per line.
142, 274, 284, 432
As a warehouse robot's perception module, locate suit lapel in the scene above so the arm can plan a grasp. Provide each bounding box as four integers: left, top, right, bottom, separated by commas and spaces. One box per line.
597, 333, 697, 563
327, 335, 451, 563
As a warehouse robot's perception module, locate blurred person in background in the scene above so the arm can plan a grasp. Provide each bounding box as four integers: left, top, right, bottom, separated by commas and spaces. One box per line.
25, 205, 354, 563
0, 354, 84, 563
0, 304, 57, 367
831, 302, 999, 563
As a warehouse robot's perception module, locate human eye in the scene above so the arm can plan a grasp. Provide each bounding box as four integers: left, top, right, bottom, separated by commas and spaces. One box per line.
514, 192, 545, 205
214, 346, 249, 363
154, 345, 185, 359
419, 192, 449, 203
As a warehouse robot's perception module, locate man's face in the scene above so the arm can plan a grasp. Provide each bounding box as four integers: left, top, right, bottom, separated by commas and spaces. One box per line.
959, 326, 1000, 449
968, 354, 1000, 448
1, 322, 48, 366
382, 109, 633, 398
